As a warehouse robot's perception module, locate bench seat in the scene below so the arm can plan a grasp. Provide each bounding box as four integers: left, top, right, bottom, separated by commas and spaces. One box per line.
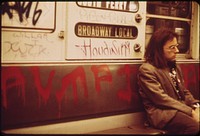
90, 125, 167, 135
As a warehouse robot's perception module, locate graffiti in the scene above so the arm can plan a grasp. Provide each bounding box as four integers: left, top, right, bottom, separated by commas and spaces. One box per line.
180, 65, 199, 90
1, 64, 198, 121
55, 66, 88, 117
1, 65, 132, 109
117, 65, 133, 102
1, 67, 26, 109
3, 32, 52, 59
31, 67, 55, 106
12, 32, 52, 42
79, 8, 133, 24
91, 65, 112, 93
1, 2, 42, 25
75, 39, 131, 58
1, 64, 198, 129
4, 40, 48, 58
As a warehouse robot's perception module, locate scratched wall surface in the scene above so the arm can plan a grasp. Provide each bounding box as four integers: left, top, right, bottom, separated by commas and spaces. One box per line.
1, 63, 199, 129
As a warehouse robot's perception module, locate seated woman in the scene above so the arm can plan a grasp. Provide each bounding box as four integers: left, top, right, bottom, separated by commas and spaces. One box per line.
137, 28, 199, 135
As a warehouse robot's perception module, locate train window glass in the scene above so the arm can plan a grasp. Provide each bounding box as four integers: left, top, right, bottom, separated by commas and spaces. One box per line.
76, 1, 139, 13
146, 1, 192, 55
146, 19, 190, 53
147, 1, 191, 18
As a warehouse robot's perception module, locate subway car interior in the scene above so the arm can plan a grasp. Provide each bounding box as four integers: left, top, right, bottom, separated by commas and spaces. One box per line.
1, 1, 199, 134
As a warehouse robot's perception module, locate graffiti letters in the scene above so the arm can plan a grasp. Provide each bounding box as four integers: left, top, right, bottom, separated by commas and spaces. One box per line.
1, 64, 198, 119
1, 67, 26, 109
75, 39, 131, 58
31, 67, 55, 106
56, 66, 88, 105
1, 65, 133, 110
3, 32, 51, 59
1, 2, 42, 25
4, 40, 47, 58
79, 8, 133, 24
91, 65, 112, 93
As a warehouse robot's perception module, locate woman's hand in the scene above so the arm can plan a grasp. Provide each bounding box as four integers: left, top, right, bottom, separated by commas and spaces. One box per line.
192, 107, 199, 123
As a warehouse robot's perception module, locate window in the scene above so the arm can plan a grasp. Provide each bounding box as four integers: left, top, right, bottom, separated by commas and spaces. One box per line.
146, 1, 191, 54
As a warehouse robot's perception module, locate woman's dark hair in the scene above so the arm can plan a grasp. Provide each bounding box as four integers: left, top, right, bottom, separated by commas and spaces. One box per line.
144, 28, 178, 68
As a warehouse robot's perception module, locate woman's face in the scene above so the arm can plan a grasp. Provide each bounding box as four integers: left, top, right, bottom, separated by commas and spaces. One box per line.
163, 37, 179, 62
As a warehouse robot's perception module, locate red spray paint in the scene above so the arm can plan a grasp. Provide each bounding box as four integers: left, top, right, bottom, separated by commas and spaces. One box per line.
55, 66, 88, 118
91, 65, 112, 93
1, 67, 26, 109
30, 66, 55, 106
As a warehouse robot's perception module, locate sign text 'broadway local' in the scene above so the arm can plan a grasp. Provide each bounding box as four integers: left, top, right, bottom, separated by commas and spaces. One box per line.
75, 23, 138, 39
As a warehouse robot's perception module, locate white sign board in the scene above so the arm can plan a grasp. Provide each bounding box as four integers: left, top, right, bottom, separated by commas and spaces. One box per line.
66, 2, 146, 60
